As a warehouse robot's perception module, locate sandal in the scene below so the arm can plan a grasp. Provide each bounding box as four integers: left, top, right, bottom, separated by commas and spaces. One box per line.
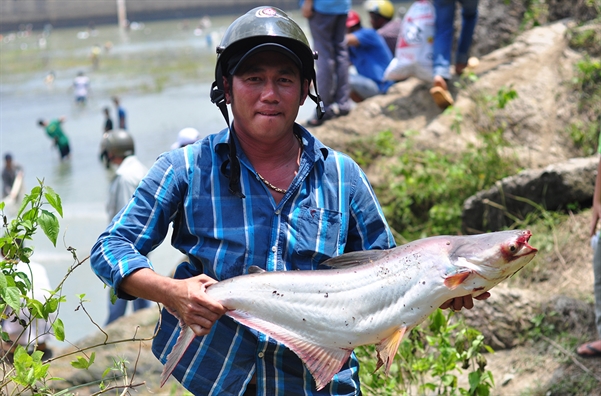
576, 342, 601, 358
430, 86, 454, 109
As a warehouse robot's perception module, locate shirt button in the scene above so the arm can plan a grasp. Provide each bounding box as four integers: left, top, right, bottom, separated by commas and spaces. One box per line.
271, 246, 277, 252
258, 352, 264, 358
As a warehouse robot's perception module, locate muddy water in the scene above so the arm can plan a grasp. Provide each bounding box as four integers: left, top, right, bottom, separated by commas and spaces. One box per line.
0, 11, 322, 345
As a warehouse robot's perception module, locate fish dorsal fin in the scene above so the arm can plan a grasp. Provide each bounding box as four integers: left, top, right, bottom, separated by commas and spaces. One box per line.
443, 270, 472, 290
160, 323, 196, 387
375, 327, 407, 374
227, 309, 352, 391
248, 265, 265, 274
321, 249, 391, 269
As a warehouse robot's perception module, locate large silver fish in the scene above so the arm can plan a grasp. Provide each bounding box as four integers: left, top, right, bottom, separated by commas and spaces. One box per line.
161, 230, 537, 390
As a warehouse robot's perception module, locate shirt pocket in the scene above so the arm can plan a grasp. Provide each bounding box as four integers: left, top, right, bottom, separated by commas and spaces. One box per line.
293, 206, 342, 265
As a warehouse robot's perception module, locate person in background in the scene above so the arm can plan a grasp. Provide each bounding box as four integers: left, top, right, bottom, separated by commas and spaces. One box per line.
2, 153, 23, 200
72, 71, 90, 105
37, 117, 71, 161
576, 141, 601, 358
103, 107, 113, 133
170, 127, 201, 150
112, 96, 127, 130
301, 0, 353, 126
429, 0, 479, 109
100, 130, 151, 325
99, 107, 114, 168
90, 7, 482, 395
346, 10, 394, 102
365, 0, 401, 54
90, 44, 101, 69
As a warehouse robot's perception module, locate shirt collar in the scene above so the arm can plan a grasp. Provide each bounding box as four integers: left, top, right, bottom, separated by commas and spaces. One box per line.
213, 123, 329, 164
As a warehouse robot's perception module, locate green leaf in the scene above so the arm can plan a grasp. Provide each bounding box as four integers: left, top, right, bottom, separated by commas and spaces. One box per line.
39, 209, 59, 247
4, 286, 22, 312
429, 309, 445, 332
1, 330, 11, 342
468, 370, 482, 392
110, 288, 118, 304
71, 356, 91, 369
53, 318, 65, 341
102, 366, 112, 378
0, 271, 7, 290
26, 366, 35, 385
28, 298, 46, 319
442, 374, 457, 386
71, 352, 95, 370
44, 187, 63, 217
45, 296, 60, 314
35, 362, 50, 379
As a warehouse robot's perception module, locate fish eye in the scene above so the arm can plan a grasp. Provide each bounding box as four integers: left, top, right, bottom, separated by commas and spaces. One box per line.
509, 244, 517, 252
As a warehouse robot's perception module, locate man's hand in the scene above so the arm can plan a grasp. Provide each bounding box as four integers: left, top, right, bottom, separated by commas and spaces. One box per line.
120, 269, 228, 337
165, 274, 228, 336
440, 292, 491, 311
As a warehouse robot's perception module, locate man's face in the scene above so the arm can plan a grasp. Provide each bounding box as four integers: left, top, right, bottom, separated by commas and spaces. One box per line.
369, 12, 385, 29
225, 51, 308, 142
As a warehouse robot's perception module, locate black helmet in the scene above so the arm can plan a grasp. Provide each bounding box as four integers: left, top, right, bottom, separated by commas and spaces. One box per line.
101, 130, 134, 158
210, 6, 323, 116
216, 7, 316, 84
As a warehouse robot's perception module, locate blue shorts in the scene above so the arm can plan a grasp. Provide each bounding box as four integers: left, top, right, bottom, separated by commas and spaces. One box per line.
349, 73, 380, 101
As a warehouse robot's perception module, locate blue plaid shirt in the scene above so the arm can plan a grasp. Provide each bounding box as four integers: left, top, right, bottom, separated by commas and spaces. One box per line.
90, 124, 395, 395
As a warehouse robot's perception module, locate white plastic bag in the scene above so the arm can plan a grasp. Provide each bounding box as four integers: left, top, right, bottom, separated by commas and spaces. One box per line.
383, 0, 435, 82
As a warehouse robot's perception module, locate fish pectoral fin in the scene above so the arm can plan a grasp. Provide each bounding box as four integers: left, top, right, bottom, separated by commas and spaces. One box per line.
375, 326, 407, 375
227, 310, 352, 391
160, 322, 196, 387
248, 265, 265, 274
443, 270, 473, 290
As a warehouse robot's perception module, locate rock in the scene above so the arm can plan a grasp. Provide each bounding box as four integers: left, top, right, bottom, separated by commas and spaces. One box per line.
458, 287, 541, 350
462, 156, 597, 233
542, 295, 597, 335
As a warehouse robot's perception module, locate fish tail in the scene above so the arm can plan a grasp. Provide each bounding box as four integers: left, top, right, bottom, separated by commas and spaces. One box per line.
160, 324, 196, 387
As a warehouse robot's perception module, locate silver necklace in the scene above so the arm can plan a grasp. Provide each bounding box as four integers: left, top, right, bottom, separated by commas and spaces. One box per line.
256, 134, 302, 195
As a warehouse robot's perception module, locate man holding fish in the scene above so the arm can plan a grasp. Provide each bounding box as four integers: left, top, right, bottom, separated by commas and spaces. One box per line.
90, 7, 489, 395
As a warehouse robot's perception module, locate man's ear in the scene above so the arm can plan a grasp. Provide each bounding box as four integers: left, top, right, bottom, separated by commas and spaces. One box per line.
223, 76, 232, 104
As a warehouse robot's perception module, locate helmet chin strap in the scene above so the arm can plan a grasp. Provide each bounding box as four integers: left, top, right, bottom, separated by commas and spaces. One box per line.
307, 67, 325, 120
210, 81, 245, 199
210, 72, 323, 199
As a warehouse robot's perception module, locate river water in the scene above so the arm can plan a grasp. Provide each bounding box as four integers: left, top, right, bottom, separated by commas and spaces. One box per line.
0, 9, 327, 345
0, 4, 408, 345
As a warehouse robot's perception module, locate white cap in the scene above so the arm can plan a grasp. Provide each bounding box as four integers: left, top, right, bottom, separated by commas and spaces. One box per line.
171, 127, 201, 150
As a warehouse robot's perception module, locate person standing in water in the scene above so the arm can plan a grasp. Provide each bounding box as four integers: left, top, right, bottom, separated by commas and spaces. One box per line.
38, 117, 71, 161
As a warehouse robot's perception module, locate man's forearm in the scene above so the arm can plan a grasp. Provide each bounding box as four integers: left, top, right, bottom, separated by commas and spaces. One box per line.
120, 268, 173, 305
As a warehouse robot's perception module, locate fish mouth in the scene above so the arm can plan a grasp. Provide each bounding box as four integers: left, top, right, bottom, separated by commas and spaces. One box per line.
514, 230, 538, 258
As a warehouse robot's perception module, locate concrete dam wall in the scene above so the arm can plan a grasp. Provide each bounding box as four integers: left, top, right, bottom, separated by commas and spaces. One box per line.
1, 0, 300, 32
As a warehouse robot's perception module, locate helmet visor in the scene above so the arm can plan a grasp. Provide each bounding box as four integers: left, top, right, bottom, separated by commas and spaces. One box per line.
228, 43, 303, 76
